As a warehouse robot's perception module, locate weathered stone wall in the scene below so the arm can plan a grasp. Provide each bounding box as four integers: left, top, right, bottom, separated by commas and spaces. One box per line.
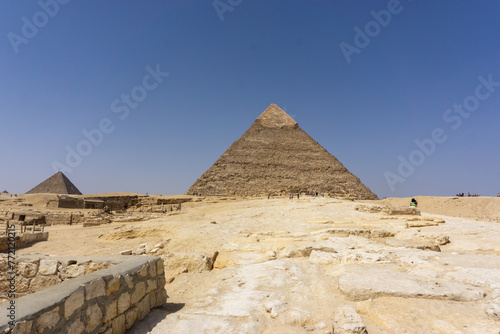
0, 255, 112, 301
45, 213, 85, 225
0, 232, 48, 253
0, 255, 166, 334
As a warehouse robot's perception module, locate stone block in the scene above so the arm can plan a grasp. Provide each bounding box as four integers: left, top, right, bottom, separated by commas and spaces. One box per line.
124, 274, 134, 289
131, 281, 146, 305
155, 288, 167, 307
111, 314, 126, 334
65, 264, 86, 278
38, 260, 58, 275
124, 306, 138, 330
17, 262, 38, 277
64, 288, 85, 319
156, 259, 164, 275
85, 278, 106, 300
30, 275, 61, 292
104, 299, 118, 323
13, 320, 32, 334
117, 292, 131, 314
149, 291, 157, 309
148, 261, 157, 277
36, 306, 60, 333
86, 303, 103, 332
139, 264, 148, 277
16, 276, 31, 293
107, 275, 121, 296
67, 318, 85, 334
146, 279, 157, 293
137, 294, 151, 321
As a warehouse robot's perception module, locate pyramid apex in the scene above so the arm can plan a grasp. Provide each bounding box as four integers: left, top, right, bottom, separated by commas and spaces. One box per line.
256, 104, 298, 128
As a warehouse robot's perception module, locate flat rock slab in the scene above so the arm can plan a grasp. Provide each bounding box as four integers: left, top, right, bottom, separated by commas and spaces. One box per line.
339, 268, 485, 302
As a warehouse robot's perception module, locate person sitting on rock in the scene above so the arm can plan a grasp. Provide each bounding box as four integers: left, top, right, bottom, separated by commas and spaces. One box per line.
410, 198, 418, 207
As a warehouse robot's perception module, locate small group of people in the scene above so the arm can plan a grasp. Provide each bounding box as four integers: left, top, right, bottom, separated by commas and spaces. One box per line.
456, 193, 481, 197
289, 193, 300, 199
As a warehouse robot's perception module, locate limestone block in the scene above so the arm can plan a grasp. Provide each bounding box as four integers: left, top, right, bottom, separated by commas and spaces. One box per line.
139, 264, 149, 277
131, 281, 146, 305
30, 275, 61, 292
13, 320, 32, 334
149, 290, 157, 309
16, 276, 31, 293
36, 306, 60, 333
137, 294, 151, 321
156, 258, 164, 275
124, 274, 134, 289
104, 299, 118, 323
64, 288, 85, 319
86, 303, 103, 332
17, 262, 38, 277
124, 306, 138, 330
148, 261, 157, 277
65, 264, 86, 278
38, 260, 58, 275
146, 279, 157, 293
118, 292, 131, 314
120, 250, 132, 255
155, 288, 167, 307
163, 252, 217, 272
67, 318, 85, 334
107, 275, 121, 296
133, 249, 146, 255
85, 278, 106, 300
333, 305, 367, 334
111, 314, 126, 334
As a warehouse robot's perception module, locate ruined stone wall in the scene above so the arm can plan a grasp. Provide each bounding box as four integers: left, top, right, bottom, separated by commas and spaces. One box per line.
0, 255, 111, 301
45, 213, 84, 225
0, 232, 48, 253
0, 255, 166, 334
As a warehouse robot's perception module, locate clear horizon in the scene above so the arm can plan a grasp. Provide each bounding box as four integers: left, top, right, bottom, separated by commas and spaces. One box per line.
1, 1, 499, 198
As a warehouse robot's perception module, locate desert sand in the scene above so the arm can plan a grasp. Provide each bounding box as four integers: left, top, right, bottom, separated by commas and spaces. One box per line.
8, 195, 500, 333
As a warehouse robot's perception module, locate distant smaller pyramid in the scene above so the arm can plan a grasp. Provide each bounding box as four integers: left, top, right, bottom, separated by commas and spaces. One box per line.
26, 172, 82, 195
1, 190, 8, 194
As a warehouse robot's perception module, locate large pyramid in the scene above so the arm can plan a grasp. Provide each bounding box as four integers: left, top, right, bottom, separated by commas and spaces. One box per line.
187, 104, 378, 199
26, 172, 82, 195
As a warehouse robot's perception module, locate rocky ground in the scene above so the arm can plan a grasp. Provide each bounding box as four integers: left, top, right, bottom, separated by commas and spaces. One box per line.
14, 196, 500, 333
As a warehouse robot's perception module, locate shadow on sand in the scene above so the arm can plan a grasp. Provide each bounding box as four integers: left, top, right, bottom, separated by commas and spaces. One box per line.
127, 302, 185, 333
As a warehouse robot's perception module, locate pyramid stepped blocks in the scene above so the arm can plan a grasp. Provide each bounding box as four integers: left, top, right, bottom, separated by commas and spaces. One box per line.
187, 104, 377, 199
26, 172, 82, 195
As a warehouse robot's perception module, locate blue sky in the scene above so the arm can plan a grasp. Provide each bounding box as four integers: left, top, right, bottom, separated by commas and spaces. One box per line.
1, 1, 499, 198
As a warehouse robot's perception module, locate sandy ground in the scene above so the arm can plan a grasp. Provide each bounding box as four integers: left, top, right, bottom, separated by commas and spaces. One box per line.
9, 196, 500, 333
366, 196, 500, 221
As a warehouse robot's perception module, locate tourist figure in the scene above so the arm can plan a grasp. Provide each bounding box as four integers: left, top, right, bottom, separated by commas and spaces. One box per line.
410, 198, 418, 207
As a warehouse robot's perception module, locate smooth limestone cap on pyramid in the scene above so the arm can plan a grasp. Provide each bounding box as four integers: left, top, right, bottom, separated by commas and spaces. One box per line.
26, 171, 83, 195
187, 104, 378, 199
